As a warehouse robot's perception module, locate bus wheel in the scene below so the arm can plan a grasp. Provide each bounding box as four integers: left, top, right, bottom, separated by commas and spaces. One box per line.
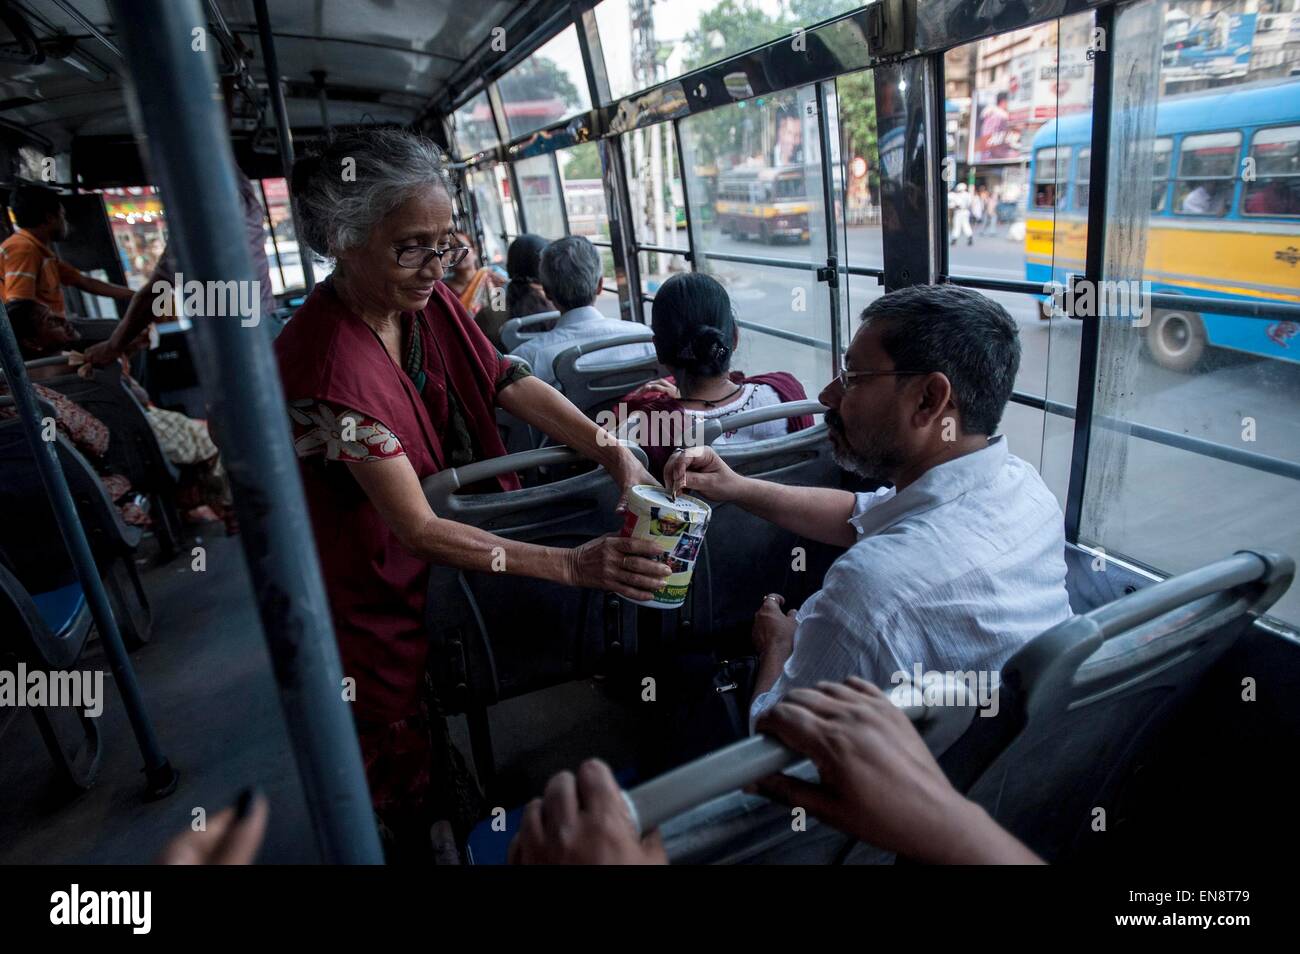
1145, 307, 1206, 373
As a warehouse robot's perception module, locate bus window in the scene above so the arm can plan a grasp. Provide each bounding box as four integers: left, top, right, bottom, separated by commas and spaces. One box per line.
621, 121, 690, 296
557, 142, 609, 240
1150, 138, 1172, 212
1074, 148, 1090, 210
452, 91, 499, 158
1242, 125, 1300, 217
679, 84, 832, 397
101, 186, 167, 289
496, 26, 591, 140
514, 154, 566, 240
1172, 131, 1240, 217
1083, 12, 1300, 628
1033, 147, 1070, 210
465, 166, 513, 266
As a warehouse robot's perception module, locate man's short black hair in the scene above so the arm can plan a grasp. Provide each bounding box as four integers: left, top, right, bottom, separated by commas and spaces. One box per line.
10, 183, 63, 229
859, 283, 1020, 436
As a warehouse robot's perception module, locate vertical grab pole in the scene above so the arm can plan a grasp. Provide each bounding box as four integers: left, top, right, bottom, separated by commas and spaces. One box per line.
107, 0, 383, 863
252, 0, 314, 294
0, 302, 177, 798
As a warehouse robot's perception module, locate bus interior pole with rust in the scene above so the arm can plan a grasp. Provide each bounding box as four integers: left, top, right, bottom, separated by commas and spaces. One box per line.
0, 302, 177, 799
107, 0, 383, 864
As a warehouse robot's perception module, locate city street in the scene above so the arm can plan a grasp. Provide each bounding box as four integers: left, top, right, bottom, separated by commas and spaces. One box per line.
622, 221, 1300, 625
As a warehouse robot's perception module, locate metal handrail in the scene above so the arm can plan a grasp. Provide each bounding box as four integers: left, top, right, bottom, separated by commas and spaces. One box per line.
700, 400, 826, 445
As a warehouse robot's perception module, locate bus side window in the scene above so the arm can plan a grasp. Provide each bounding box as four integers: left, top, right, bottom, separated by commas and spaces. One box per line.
1033, 146, 1069, 210
1242, 125, 1300, 217
1173, 130, 1240, 217
1075, 147, 1090, 210
1151, 138, 1172, 213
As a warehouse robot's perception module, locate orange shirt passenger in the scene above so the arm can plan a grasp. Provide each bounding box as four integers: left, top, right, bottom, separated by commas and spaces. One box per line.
2, 183, 135, 315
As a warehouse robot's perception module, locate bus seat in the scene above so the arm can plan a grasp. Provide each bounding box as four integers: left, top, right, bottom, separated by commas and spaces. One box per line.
551, 331, 658, 418
686, 403, 845, 644
936, 549, 1293, 863
1062, 541, 1158, 614
500, 311, 561, 352
0, 420, 153, 648
421, 442, 650, 790
70, 319, 118, 345
626, 703, 965, 864
0, 559, 100, 790
619, 551, 1290, 864
41, 365, 184, 559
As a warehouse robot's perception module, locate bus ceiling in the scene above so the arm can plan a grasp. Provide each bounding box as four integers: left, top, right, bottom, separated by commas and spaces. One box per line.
0, 0, 573, 176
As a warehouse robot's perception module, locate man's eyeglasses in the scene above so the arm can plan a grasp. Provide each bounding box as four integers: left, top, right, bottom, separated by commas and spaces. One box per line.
835, 368, 931, 390
391, 244, 471, 269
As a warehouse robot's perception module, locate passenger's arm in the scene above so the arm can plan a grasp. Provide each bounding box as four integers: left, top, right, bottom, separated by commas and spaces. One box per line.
344, 453, 670, 601
753, 679, 1044, 865
69, 270, 136, 302
664, 445, 857, 548
80, 262, 169, 369
750, 595, 797, 703
497, 373, 658, 502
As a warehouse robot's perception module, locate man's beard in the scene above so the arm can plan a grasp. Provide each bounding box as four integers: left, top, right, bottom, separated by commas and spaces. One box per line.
826, 408, 902, 480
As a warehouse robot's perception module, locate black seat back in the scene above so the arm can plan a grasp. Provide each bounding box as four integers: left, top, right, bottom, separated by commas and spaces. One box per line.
0, 559, 100, 788
0, 419, 138, 593
421, 444, 650, 711
939, 549, 1294, 862
41, 365, 180, 495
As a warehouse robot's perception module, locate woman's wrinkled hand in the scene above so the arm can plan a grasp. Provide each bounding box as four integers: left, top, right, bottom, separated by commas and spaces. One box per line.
608, 449, 660, 513
565, 534, 671, 601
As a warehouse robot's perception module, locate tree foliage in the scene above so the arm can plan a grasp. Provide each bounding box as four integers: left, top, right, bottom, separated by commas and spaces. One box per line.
676, 0, 877, 188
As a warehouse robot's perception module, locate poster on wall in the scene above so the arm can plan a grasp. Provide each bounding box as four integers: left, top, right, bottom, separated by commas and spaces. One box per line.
1162, 10, 1257, 82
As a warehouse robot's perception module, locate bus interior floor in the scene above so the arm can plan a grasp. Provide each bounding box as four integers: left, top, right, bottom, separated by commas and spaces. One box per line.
0, 528, 322, 864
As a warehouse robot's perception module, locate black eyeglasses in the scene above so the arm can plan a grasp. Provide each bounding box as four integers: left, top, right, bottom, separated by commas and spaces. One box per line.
391, 244, 471, 269
836, 368, 931, 390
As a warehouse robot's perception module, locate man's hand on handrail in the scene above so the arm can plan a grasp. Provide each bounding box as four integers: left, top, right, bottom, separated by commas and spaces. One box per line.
753, 679, 1043, 865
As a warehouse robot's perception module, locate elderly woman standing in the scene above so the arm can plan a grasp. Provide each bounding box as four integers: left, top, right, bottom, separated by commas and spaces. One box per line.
274, 129, 665, 861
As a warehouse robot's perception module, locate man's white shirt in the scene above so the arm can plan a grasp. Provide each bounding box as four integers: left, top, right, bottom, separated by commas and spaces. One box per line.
750, 436, 1073, 728
510, 305, 655, 385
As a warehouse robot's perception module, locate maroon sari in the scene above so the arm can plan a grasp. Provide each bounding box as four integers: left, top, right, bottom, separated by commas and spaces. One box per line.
275, 281, 517, 727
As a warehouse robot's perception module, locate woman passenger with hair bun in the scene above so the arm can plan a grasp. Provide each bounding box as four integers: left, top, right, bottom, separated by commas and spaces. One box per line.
274, 128, 664, 861
619, 271, 813, 478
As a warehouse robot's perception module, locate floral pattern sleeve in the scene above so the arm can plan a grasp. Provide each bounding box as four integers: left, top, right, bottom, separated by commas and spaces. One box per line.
288, 400, 404, 462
